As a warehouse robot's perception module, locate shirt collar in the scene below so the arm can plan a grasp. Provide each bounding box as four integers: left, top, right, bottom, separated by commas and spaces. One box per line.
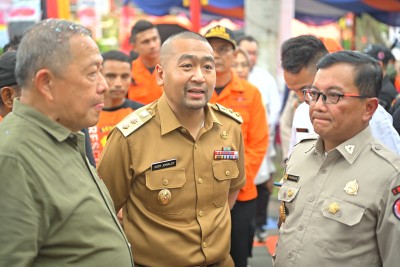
314, 126, 373, 164
157, 94, 222, 135
13, 99, 75, 142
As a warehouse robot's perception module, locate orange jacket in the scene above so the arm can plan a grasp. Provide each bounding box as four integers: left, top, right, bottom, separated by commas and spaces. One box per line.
0, 116, 2, 122
127, 56, 163, 104
88, 99, 143, 165
210, 72, 269, 201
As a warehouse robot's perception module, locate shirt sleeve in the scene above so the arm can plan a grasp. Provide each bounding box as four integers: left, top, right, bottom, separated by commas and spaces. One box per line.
376, 172, 400, 267
370, 105, 400, 154
97, 129, 133, 212
0, 156, 43, 267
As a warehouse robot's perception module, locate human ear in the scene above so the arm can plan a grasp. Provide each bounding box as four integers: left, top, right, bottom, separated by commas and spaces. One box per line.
363, 97, 378, 122
155, 64, 164, 86
34, 69, 54, 101
0, 86, 15, 110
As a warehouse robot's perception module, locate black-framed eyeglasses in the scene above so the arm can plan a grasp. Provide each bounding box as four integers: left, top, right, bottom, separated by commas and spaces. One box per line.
302, 88, 371, 104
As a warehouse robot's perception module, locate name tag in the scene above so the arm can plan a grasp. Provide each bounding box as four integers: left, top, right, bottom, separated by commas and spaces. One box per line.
151, 159, 177, 171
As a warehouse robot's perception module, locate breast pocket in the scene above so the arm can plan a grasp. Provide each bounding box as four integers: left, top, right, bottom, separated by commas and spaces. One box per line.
212, 161, 239, 207
312, 196, 365, 252
278, 183, 301, 214
145, 169, 186, 215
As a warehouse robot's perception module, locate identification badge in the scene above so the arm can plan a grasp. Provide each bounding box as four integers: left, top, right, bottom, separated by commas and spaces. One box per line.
151, 159, 177, 171
283, 173, 300, 183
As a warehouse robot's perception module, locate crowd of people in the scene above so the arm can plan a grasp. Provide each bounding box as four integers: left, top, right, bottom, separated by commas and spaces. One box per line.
1, 17, 400, 267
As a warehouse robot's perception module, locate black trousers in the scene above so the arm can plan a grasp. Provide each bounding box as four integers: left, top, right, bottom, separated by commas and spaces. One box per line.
255, 182, 270, 229
230, 199, 257, 267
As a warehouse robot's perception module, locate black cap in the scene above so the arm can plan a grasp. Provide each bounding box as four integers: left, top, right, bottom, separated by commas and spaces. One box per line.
0, 51, 17, 88
364, 44, 395, 65
204, 25, 237, 49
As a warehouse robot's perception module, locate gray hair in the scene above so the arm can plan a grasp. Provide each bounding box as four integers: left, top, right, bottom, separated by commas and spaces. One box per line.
16, 19, 91, 87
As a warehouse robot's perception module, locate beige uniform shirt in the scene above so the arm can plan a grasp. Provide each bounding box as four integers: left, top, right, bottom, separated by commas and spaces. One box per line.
97, 94, 246, 267
274, 127, 400, 267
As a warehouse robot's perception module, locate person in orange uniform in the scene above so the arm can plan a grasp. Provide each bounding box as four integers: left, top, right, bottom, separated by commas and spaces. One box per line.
127, 20, 163, 104
89, 50, 143, 165
204, 26, 269, 267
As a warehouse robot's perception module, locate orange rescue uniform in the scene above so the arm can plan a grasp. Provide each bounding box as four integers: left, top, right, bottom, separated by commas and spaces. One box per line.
210, 72, 269, 201
88, 99, 143, 165
127, 56, 163, 104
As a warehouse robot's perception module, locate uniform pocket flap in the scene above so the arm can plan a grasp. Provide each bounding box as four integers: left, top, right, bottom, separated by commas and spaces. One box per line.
213, 161, 239, 181
321, 198, 364, 226
278, 184, 300, 202
145, 169, 186, 190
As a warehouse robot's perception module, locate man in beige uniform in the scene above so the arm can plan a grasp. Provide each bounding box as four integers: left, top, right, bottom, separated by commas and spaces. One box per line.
98, 31, 245, 267
274, 51, 400, 267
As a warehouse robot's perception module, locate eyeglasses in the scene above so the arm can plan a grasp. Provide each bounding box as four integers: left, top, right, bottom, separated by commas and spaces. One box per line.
214, 46, 233, 55
302, 88, 371, 104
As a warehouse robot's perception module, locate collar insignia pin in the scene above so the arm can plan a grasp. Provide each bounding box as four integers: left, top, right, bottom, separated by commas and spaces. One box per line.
345, 145, 355, 154
221, 131, 228, 140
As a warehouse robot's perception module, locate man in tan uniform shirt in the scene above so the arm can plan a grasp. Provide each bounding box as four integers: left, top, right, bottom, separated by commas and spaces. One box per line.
274, 51, 400, 267
98, 31, 245, 267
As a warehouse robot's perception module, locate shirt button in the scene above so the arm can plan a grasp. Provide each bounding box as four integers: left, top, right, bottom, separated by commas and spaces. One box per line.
162, 179, 168, 186
69, 134, 74, 139
198, 177, 203, 184
308, 195, 315, 202
288, 251, 293, 259
225, 170, 231, 176
180, 128, 187, 133
202, 242, 207, 248
128, 243, 131, 248
199, 210, 204, 217
194, 144, 198, 149
298, 225, 304, 231
375, 145, 381, 150
321, 169, 327, 174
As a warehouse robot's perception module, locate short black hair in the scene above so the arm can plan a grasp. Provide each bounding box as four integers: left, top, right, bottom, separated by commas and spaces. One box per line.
238, 35, 258, 46
130, 19, 156, 43
317, 50, 382, 97
3, 34, 23, 52
101, 50, 132, 67
281, 35, 328, 74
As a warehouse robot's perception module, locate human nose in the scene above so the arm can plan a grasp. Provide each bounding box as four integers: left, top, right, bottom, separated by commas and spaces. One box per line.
98, 73, 108, 94
191, 67, 205, 83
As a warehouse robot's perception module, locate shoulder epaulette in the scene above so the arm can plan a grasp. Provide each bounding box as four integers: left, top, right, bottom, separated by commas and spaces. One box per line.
371, 141, 400, 173
116, 106, 155, 137
297, 134, 319, 144
211, 103, 243, 124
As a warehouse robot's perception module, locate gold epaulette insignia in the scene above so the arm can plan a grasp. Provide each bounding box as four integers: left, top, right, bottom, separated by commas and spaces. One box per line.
116, 106, 155, 137
211, 103, 243, 124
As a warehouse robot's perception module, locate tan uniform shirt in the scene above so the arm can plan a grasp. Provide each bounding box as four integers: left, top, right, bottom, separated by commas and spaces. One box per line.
274, 127, 400, 267
97, 94, 246, 267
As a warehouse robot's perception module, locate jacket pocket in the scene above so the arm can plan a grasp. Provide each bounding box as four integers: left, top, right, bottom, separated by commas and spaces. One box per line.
312, 196, 365, 252
145, 169, 186, 215
212, 161, 239, 207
